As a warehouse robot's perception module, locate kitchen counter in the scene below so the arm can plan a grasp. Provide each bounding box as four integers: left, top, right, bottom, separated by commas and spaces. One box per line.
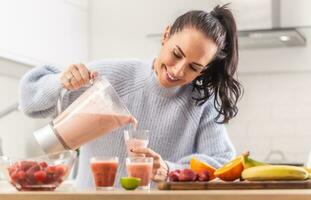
1, 181, 311, 200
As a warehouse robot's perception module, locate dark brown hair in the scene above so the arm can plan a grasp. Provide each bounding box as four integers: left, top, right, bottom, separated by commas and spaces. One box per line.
170, 4, 243, 123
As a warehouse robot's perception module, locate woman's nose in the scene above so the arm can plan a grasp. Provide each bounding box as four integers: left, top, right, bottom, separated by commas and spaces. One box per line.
172, 62, 186, 78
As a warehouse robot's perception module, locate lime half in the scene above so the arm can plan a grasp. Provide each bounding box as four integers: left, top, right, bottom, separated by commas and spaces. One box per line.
120, 177, 141, 190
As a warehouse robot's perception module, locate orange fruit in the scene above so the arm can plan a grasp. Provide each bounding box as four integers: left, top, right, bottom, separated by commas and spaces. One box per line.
190, 157, 216, 180
214, 156, 244, 181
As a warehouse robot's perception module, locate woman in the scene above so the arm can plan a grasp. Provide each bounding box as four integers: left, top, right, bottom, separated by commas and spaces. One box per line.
19, 5, 242, 188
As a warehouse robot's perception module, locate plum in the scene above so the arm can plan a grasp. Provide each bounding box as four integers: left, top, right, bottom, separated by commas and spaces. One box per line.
168, 171, 180, 182
198, 170, 210, 182
178, 169, 198, 182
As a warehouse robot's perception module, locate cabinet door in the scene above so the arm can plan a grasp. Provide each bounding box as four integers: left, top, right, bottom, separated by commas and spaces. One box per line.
0, 0, 88, 66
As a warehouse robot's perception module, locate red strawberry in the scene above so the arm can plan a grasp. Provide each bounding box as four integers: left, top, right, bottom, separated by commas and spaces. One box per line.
25, 165, 41, 185
55, 165, 68, 177
34, 171, 47, 182
46, 166, 56, 173
18, 161, 36, 171
43, 173, 55, 184
17, 171, 26, 180
8, 166, 16, 175
10, 171, 19, 182
39, 161, 48, 169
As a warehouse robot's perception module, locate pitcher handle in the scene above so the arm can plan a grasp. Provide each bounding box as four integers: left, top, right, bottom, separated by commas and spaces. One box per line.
56, 77, 98, 115
56, 88, 68, 115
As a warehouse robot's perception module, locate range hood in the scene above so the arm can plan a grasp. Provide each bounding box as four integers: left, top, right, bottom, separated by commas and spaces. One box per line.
237, 0, 310, 49
238, 28, 306, 49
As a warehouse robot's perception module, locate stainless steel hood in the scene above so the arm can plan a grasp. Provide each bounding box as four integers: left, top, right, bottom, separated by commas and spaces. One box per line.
238, 28, 306, 49
238, 0, 309, 49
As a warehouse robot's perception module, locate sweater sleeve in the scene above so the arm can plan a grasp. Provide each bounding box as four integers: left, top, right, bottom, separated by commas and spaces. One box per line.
165, 101, 236, 172
18, 59, 136, 119
18, 65, 64, 118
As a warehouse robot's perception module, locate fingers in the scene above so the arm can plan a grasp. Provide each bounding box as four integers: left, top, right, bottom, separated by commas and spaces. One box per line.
132, 147, 160, 159
90, 71, 98, 79
76, 63, 91, 85
60, 72, 75, 90
70, 65, 82, 89
132, 147, 161, 170
60, 63, 97, 91
131, 147, 168, 181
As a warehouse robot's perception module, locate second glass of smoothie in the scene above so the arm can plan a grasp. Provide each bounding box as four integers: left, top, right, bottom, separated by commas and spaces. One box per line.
126, 157, 153, 190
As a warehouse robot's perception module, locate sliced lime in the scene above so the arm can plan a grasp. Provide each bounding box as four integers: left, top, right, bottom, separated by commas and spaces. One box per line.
120, 177, 141, 190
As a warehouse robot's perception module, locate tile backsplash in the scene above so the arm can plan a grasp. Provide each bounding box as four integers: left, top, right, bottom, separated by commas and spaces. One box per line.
227, 71, 311, 164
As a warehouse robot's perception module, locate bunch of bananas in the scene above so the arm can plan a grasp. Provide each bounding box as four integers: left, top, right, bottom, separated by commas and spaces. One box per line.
241, 152, 310, 181
242, 165, 309, 181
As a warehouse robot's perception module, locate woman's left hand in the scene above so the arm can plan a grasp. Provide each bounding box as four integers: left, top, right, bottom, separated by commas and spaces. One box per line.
131, 147, 169, 182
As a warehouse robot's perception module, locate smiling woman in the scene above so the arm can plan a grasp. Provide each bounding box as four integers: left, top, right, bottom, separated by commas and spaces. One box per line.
154, 7, 241, 123
19, 4, 241, 189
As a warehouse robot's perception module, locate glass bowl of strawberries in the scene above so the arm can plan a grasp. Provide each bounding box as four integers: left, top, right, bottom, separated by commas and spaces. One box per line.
0, 150, 77, 191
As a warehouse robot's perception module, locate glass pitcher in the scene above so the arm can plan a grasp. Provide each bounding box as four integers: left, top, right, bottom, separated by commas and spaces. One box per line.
33, 77, 137, 154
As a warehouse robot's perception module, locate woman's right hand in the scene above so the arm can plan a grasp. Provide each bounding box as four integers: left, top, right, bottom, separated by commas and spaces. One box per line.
60, 63, 97, 90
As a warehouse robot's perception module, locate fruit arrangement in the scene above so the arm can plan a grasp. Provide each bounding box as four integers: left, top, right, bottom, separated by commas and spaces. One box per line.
7, 160, 68, 191
168, 152, 311, 183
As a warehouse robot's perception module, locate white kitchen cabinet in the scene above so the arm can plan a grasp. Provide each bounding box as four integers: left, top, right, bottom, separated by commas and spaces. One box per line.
0, 0, 88, 67
281, 0, 311, 27
220, 0, 273, 30
221, 0, 311, 30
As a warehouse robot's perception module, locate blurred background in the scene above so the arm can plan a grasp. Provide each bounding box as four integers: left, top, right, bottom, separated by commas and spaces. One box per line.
0, 0, 310, 167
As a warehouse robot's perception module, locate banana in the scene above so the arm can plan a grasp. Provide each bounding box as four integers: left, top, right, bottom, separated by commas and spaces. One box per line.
243, 156, 267, 169
241, 151, 267, 169
241, 165, 309, 181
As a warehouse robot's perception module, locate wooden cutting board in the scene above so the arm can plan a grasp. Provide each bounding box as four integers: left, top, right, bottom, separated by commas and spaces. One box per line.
157, 180, 311, 190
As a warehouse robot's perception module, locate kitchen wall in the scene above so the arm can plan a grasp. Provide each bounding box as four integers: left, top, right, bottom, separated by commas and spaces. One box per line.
0, 57, 48, 158
89, 0, 311, 164
229, 28, 311, 164
88, 0, 218, 60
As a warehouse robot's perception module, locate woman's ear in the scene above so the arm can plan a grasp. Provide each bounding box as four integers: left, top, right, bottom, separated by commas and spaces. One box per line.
161, 26, 171, 45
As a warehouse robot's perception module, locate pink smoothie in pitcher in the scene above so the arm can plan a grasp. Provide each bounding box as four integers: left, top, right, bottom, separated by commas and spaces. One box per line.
54, 113, 136, 149
90, 160, 118, 188
126, 162, 153, 187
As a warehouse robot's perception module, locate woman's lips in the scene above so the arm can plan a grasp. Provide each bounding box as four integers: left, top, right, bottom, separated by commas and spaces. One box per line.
164, 65, 179, 83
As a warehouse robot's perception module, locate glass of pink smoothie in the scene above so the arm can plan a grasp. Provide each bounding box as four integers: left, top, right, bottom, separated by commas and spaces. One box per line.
124, 130, 149, 157
90, 156, 118, 190
126, 157, 153, 190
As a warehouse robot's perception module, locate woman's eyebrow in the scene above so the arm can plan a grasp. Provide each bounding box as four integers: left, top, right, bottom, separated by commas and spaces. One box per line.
176, 45, 205, 67
175, 45, 186, 57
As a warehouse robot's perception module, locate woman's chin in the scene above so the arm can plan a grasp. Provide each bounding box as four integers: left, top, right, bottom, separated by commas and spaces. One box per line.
158, 79, 171, 88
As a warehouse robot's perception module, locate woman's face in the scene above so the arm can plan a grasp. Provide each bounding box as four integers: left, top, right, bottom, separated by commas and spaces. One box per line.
154, 27, 218, 88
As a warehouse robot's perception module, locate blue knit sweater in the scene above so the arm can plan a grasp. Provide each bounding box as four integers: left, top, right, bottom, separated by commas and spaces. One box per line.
19, 58, 236, 188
